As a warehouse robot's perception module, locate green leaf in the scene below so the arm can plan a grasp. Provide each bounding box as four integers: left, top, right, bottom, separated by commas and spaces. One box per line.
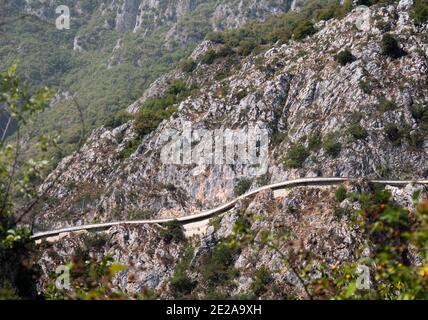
345, 282, 357, 298
109, 263, 126, 275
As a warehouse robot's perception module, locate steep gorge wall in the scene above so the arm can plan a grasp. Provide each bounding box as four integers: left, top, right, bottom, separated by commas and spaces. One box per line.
34, 1, 428, 231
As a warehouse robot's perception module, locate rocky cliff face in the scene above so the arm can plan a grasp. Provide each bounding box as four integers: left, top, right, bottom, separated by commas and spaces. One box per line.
111, 0, 297, 34
34, 1, 427, 230
31, 0, 428, 298
3, 0, 298, 157
20, 0, 296, 41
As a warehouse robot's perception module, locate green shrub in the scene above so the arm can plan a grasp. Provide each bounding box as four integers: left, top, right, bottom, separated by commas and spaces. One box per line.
160, 220, 185, 244
139, 94, 175, 110
250, 267, 273, 297
216, 45, 235, 58
283, 144, 310, 168
376, 98, 397, 112
384, 123, 402, 144
271, 131, 288, 148
237, 40, 257, 56
234, 179, 252, 196
203, 291, 229, 300
315, 1, 350, 21
206, 32, 226, 44
119, 138, 141, 160
381, 34, 406, 59
200, 49, 217, 65
134, 107, 175, 137
410, 130, 425, 148
254, 56, 266, 71
410, 105, 428, 123
293, 20, 316, 40
201, 245, 238, 287
170, 272, 196, 297
105, 109, 132, 128
336, 48, 355, 66
169, 247, 196, 298
201, 0, 354, 57
180, 58, 197, 73
167, 80, 187, 96
376, 19, 392, 32
134, 81, 190, 137
412, 0, 428, 24
308, 131, 322, 151
128, 209, 153, 220
359, 80, 372, 94
82, 234, 107, 250
335, 185, 348, 203
322, 135, 342, 158
347, 123, 368, 141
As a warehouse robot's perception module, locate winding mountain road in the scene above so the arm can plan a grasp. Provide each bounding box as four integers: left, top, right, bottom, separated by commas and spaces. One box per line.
31, 177, 428, 241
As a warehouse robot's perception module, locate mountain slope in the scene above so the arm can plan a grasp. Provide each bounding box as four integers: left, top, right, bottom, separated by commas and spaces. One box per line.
25, 0, 428, 300
32, 1, 428, 231
0, 0, 297, 155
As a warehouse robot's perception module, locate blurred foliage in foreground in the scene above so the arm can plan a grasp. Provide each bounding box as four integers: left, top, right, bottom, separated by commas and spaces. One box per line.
0, 65, 52, 247
45, 254, 127, 300
0, 66, 133, 300
226, 187, 428, 300
0, 64, 52, 298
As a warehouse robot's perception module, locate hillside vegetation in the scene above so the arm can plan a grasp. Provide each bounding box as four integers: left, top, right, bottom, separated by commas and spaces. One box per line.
0, 0, 297, 161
